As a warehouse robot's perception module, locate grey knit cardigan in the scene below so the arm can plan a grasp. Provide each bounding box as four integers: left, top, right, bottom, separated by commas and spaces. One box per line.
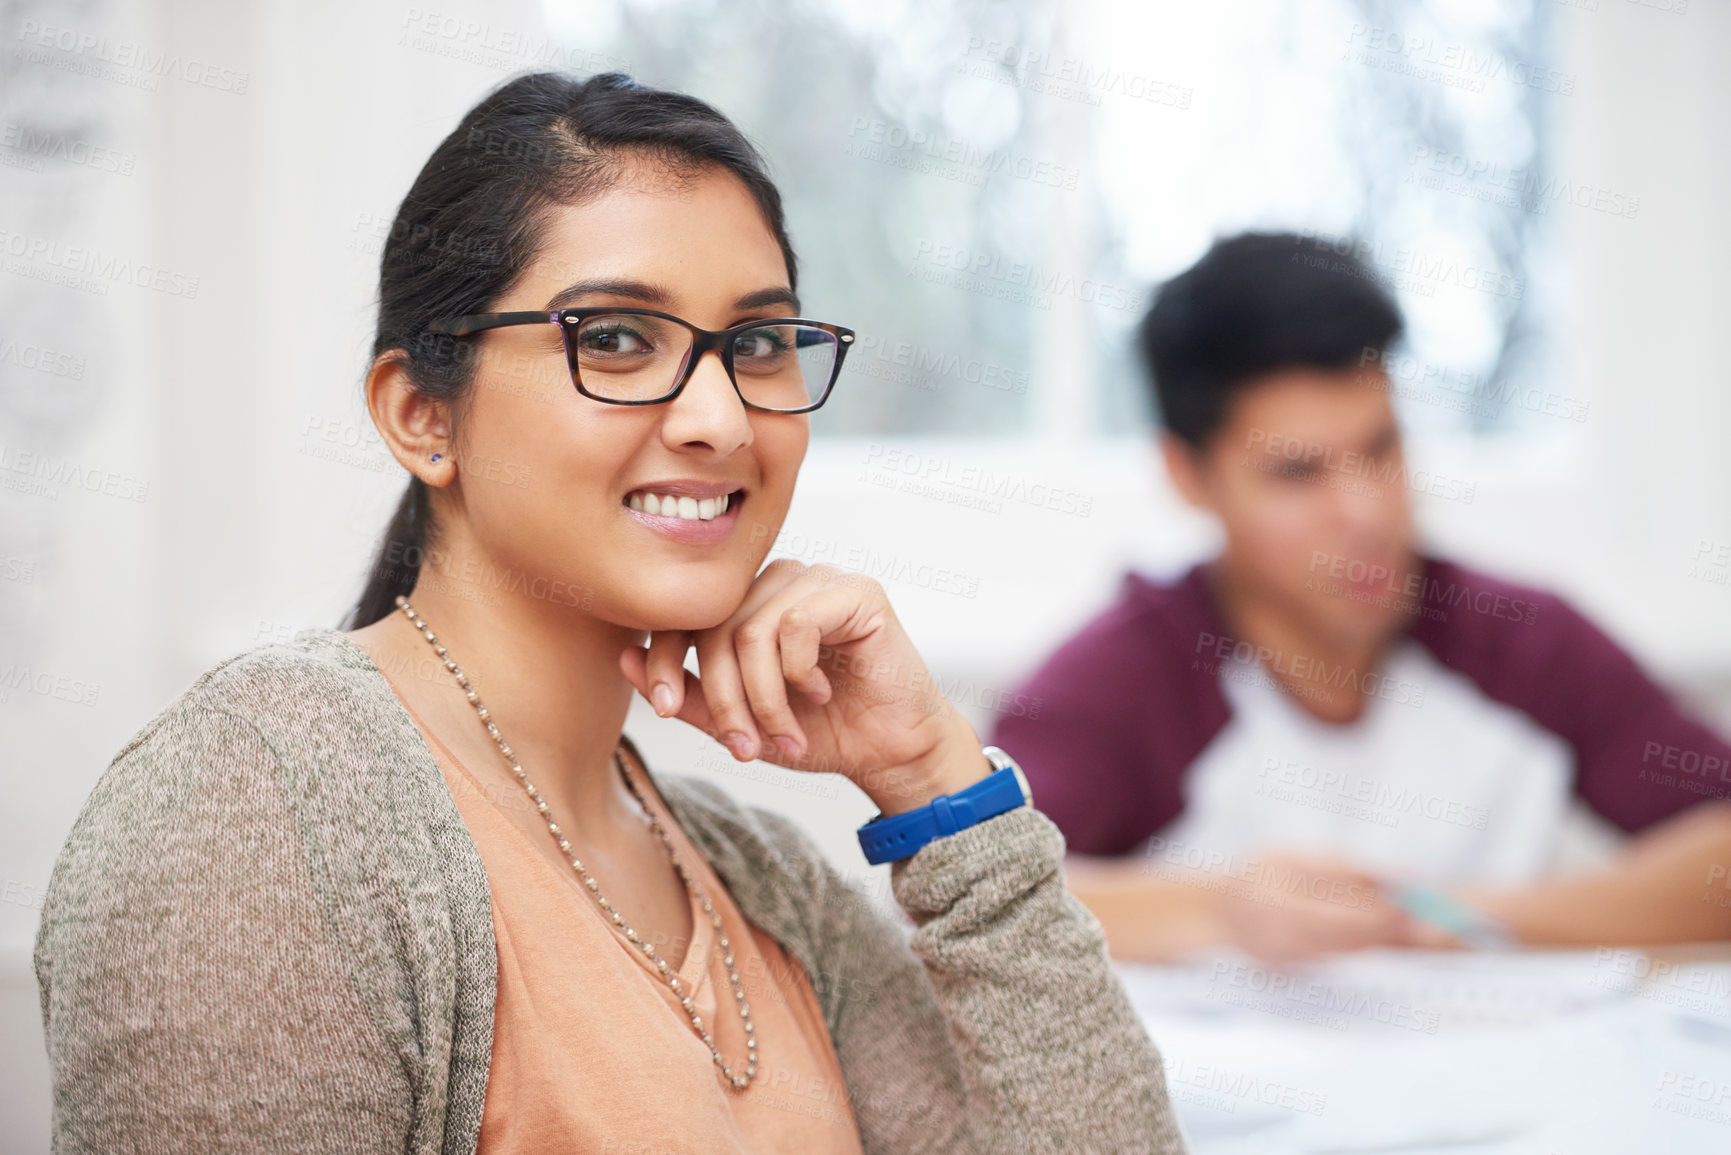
33, 627, 1187, 1154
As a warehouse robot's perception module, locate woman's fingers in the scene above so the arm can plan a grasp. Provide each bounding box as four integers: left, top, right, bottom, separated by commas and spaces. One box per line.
643, 630, 692, 717
689, 559, 820, 761
736, 575, 874, 761
625, 631, 787, 762
619, 634, 691, 716
620, 646, 723, 738
697, 562, 865, 763
779, 611, 833, 705
693, 625, 765, 761
778, 587, 855, 704
734, 612, 806, 760
625, 561, 888, 765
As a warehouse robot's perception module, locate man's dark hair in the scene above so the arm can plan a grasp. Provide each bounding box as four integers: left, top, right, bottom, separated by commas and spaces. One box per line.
1136, 232, 1404, 449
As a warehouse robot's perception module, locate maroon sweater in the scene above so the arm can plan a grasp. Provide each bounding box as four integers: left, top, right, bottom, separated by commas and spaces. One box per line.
988, 557, 1731, 856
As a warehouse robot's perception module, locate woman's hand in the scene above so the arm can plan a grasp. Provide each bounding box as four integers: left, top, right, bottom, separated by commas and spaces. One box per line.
619, 560, 988, 814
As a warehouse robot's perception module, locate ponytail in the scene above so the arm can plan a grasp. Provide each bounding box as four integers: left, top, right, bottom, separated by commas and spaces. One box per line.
342, 477, 433, 630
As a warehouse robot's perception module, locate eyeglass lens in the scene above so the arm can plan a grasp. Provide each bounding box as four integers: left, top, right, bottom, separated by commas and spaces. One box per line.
567, 313, 839, 409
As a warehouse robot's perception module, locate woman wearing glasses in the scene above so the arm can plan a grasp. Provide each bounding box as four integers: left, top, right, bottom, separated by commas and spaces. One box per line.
34, 72, 1185, 1154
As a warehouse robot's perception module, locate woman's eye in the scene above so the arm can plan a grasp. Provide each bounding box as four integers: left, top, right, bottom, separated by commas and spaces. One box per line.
732, 329, 790, 360
578, 324, 652, 355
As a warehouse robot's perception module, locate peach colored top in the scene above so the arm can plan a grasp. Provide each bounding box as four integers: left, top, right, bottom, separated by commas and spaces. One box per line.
380, 678, 865, 1155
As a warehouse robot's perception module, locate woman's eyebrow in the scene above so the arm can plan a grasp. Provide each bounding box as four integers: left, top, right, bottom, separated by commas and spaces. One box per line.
734, 287, 800, 313
544, 278, 800, 314
544, 278, 670, 310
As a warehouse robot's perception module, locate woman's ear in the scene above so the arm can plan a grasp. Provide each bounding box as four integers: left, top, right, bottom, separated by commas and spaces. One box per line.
366, 351, 454, 486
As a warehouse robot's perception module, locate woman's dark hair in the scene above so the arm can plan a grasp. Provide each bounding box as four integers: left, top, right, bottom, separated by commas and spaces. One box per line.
342, 71, 797, 629
1136, 231, 1404, 450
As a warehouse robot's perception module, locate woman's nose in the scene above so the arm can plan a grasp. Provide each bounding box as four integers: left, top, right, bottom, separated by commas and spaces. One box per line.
659, 348, 754, 456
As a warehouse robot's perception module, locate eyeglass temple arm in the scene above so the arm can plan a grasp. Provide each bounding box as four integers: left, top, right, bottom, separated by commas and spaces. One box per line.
426, 311, 558, 337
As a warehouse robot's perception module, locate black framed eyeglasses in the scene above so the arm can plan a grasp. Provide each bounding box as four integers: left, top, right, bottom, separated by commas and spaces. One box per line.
425, 307, 855, 414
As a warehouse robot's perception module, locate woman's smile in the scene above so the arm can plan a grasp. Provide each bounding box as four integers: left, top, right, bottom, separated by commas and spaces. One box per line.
622, 479, 748, 543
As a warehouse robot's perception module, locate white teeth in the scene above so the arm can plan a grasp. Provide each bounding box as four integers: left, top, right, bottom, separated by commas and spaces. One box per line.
628, 490, 735, 521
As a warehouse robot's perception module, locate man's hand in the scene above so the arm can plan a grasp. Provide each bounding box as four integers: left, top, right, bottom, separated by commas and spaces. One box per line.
1215, 852, 1425, 966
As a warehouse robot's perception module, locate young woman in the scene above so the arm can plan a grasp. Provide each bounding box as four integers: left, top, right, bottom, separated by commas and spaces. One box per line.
33, 72, 1187, 1154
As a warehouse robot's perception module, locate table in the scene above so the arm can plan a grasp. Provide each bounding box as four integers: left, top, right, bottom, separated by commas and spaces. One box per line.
1116, 945, 1731, 1153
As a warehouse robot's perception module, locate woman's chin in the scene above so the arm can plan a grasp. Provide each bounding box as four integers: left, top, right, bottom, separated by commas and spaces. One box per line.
609, 594, 750, 636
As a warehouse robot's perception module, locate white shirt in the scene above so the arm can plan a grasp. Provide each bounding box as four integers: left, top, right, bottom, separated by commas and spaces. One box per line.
1150, 638, 1575, 886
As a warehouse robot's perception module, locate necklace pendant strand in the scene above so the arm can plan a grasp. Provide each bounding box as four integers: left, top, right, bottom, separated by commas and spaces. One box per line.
394, 595, 758, 1090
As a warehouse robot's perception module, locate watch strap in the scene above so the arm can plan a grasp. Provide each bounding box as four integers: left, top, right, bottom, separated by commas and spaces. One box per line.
857, 753, 1030, 865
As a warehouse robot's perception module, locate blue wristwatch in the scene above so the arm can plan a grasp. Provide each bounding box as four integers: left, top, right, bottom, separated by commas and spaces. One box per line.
857, 745, 1034, 865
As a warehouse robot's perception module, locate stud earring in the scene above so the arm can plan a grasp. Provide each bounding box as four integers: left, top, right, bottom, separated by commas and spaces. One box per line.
430, 453, 442, 463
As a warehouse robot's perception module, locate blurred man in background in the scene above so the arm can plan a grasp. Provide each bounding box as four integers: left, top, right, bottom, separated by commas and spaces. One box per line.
991, 232, 1731, 964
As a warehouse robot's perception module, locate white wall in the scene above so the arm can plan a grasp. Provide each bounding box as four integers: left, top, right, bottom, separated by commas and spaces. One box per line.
2, 0, 1727, 1148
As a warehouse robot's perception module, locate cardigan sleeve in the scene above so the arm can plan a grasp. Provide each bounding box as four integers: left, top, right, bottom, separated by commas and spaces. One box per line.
753, 802, 1190, 1154
33, 703, 417, 1154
